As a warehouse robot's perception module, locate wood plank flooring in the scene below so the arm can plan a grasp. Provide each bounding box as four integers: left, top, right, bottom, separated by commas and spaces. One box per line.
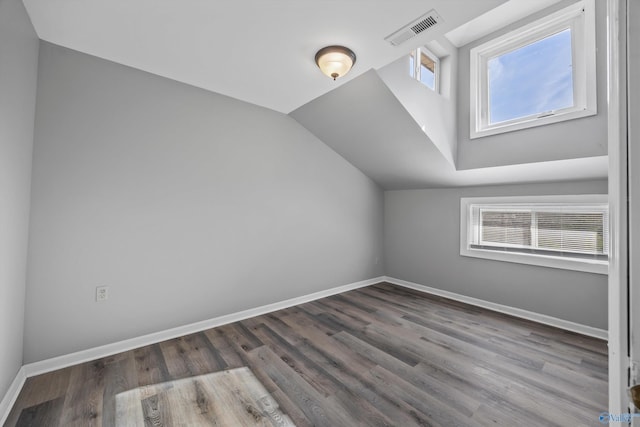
115, 368, 294, 426
4, 282, 608, 426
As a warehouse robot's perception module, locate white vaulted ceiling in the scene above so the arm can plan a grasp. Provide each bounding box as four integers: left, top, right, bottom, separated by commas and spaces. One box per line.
21, 0, 508, 113
21, 0, 606, 189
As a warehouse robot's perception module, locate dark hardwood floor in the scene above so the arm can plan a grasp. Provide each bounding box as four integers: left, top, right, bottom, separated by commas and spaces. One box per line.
5, 282, 608, 426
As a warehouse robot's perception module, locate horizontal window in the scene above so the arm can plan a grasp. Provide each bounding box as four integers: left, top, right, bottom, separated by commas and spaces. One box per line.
460, 195, 608, 274
469, 0, 597, 138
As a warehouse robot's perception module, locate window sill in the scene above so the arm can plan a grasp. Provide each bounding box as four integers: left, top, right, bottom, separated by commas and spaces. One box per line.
460, 246, 608, 274
470, 107, 597, 139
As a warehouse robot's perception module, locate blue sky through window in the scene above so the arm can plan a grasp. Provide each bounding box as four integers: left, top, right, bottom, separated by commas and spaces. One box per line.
488, 28, 574, 124
409, 50, 436, 91
420, 64, 435, 89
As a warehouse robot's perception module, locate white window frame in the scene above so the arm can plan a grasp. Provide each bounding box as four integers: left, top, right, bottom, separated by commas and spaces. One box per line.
410, 46, 440, 93
460, 195, 608, 274
469, 0, 597, 139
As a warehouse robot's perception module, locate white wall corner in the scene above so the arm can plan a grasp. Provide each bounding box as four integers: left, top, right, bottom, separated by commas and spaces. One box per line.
376, 60, 458, 169
383, 276, 608, 340
0, 367, 27, 426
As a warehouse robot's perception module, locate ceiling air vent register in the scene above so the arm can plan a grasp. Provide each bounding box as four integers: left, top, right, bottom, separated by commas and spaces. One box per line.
384, 10, 442, 46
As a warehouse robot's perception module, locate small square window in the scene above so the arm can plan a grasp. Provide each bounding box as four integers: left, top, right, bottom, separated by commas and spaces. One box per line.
409, 47, 439, 92
470, 0, 597, 138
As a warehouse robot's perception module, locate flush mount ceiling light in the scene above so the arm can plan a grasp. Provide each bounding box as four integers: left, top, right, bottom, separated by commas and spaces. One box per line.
315, 46, 356, 80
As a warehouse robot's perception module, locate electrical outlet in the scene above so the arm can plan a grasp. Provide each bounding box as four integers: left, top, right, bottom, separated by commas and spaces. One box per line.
96, 286, 109, 302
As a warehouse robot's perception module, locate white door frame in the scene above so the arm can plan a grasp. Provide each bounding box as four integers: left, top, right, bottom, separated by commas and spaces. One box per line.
607, 0, 630, 419
627, 0, 640, 422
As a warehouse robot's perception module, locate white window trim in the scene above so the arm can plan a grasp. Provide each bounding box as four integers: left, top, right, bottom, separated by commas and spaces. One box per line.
411, 46, 440, 93
460, 194, 608, 275
469, 0, 597, 139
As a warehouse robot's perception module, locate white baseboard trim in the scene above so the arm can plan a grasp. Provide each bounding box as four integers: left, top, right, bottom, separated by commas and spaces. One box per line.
384, 276, 608, 341
0, 367, 26, 426
23, 276, 385, 378
5, 274, 606, 422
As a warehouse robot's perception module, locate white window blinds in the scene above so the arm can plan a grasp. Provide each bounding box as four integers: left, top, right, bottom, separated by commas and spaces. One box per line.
469, 204, 608, 260
479, 211, 532, 247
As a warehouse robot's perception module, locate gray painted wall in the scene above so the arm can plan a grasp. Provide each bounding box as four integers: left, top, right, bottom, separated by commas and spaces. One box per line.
385, 180, 608, 329
456, 0, 608, 170
24, 42, 384, 363
0, 0, 39, 398
377, 36, 458, 167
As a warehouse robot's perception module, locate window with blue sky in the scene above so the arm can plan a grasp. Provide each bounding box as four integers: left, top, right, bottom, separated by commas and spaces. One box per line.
409, 48, 438, 92
469, 0, 596, 139
488, 29, 574, 124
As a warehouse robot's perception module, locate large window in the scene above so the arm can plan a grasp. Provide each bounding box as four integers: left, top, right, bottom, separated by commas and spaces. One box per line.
460, 195, 608, 274
409, 47, 439, 92
469, 0, 597, 139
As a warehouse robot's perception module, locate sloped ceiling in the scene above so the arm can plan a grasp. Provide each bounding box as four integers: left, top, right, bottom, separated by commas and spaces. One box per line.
290, 71, 608, 190
21, 0, 508, 114
21, 0, 606, 189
